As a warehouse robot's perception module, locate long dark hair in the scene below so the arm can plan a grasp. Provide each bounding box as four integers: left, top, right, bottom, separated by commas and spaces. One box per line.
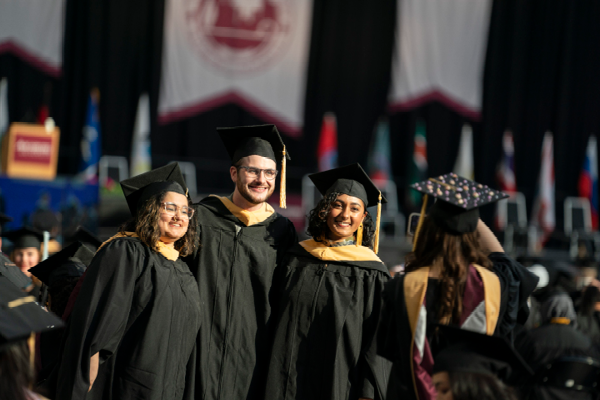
0, 341, 34, 400
449, 372, 518, 400
580, 286, 600, 317
119, 191, 196, 257
306, 192, 376, 248
406, 216, 492, 325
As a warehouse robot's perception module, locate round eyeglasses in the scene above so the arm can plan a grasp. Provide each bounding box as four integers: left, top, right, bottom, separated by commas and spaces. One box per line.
238, 166, 279, 180
161, 202, 194, 219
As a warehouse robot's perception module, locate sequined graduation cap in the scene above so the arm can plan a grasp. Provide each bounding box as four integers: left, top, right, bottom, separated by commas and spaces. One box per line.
2, 227, 44, 249
432, 324, 533, 385
29, 241, 94, 287
411, 173, 508, 241
120, 163, 188, 217
218, 125, 291, 208
308, 163, 388, 253
0, 276, 63, 351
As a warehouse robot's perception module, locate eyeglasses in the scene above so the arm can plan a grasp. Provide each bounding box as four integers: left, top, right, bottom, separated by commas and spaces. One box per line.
238, 166, 279, 180
161, 202, 195, 219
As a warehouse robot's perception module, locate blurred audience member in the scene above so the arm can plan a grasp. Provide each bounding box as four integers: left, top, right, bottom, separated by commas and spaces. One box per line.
3, 227, 44, 296
577, 286, 600, 345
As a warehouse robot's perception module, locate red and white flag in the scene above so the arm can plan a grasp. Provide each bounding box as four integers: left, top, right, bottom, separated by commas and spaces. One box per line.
159, 0, 313, 136
496, 130, 517, 193
532, 132, 555, 243
0, 0, 65, 77
389, 0, 492, 120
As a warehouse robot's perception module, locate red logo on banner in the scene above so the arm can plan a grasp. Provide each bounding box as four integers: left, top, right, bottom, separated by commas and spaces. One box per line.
186, 0, 292, 74
13, 134, 53, 164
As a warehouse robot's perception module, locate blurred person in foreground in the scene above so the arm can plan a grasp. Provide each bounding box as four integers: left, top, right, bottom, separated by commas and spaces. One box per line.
56, 164, 201, 400
377, 174, 538, 400
517, 293, 597, 400
263, 164, 390, 400
577, 285, 600, 345
431, 325, 530, 400
0, 275, 64, 400
186, 125, 297, 400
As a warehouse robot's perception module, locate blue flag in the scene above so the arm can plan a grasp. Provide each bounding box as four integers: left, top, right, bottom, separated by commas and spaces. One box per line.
368, 117, 392, 183
79, 89, 101, 183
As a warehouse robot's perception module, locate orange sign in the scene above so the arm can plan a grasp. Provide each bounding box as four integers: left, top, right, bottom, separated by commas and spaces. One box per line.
2, 122, 60, 180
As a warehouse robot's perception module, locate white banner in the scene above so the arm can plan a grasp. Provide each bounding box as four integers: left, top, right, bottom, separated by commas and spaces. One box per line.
389, 0, 492, 119
159, 0, 312, 136
0, 0, 65, 77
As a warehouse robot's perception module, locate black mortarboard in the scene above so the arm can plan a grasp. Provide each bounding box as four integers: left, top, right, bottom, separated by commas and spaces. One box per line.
0, 259, 32, 290
0, 276, 63, 350
29, 242, 94, 287
120, 163, 188, 217
68, 226, 103, 251
411, 173, 509, 234
2, 227, 44, 249
218, 125, 291, 208
432, 325, 533, 385
309, 163, 388, 252
309, 163, 388, 208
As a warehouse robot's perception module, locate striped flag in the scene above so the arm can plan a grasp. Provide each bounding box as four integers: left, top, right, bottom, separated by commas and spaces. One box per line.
368, 117, 392, 183
409, 120, 428, 206
496, 130, 517, 193
130, 93, 152, 177
578, 135, 598, 230
532, 132, 555, 244
79, 89, 102, 183
317, 112, 338, 172
453, 123, 474, 179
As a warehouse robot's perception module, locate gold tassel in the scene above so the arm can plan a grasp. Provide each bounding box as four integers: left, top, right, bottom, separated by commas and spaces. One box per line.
356, 223, 364, 247
374, 192, 382, 254
28, 332, 35, 378
280, 146, 287, 209
412, 194, 429, 251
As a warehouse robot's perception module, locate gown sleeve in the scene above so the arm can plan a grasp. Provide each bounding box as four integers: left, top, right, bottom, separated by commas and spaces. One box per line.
56, 239, 145, 400
357, 270, 392, 400
490, 252, 539, 341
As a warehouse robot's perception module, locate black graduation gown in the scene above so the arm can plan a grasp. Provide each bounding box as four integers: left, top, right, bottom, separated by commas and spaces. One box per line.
56, 237, 201, 400
263, 240, 391, 400
377, 252, 538, 400
187, 196, 298, 400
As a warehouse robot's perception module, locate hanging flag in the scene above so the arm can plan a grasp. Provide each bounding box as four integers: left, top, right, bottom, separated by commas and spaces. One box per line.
368, 117, 392, 183
409, 120, 428, 206
79, 89, 101, 183
496, 130, 517, 193
532, 132, 555, 244
158, 0, 313, 136
389, 0, 492, 120
0, 78, 8, 137
130, 93, 152, 177
317, 112, 338, 172
453, 123, 474, 179
0, 0, 65, 77
578, 135, 598, 230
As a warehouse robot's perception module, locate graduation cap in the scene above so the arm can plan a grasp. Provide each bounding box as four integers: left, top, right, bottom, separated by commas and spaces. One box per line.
308, 163, 388, 253
432, 324, 533, 385
2, 227, 44, 249
410, 173, 509, 247
120, 163, 188, 217
218, 125, 291, 208
0, 275, 63, 351
0, 260, 32, 290
68, 226, 103, 251
29, 242, 94, 287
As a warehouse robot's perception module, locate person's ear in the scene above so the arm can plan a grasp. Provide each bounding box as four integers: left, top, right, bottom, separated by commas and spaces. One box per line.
230, 165, 238, 183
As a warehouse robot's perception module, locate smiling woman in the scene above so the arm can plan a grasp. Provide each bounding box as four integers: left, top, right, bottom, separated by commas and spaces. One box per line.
262, 164, 391, 400
56, 164, 201, 400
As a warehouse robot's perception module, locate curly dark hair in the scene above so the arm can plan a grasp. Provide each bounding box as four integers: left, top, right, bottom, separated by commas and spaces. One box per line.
449, 371, 518, 400
119, 191, 197, 257
306, 191, 376, 248
406, 216, 492, 325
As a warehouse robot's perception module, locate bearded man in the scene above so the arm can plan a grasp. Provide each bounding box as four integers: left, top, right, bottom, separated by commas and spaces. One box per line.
186, 125, 298, 400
